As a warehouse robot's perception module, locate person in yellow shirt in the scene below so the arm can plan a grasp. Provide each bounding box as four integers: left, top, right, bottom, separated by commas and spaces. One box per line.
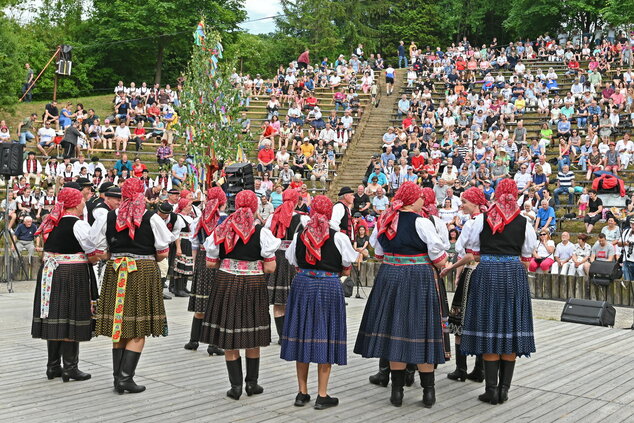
514, 95, 526, 116
300, 137, 315, 161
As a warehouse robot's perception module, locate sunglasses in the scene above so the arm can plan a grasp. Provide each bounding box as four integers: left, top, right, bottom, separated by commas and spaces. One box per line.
539, 233, 547, 236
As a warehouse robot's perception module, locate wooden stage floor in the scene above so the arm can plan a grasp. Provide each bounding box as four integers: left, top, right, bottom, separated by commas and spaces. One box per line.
2, 281, 634, 422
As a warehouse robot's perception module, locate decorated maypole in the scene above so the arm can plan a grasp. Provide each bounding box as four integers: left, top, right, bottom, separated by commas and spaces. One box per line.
177, 19, 244, 189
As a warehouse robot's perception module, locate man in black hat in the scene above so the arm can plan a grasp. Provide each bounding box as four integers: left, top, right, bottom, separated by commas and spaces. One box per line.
331, 186, 354, 238
74, 177, 95, 221
89, 186, 123, 288
157, 201, 185, 298
167, 188, 180, 207
86, 181, 114, 225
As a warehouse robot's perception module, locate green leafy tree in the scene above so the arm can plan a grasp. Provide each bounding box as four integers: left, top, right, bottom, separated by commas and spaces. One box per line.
177, 28, 243, 165
86, 0, 246, 87
601, 0, 634, 27
0, 17, 23, 112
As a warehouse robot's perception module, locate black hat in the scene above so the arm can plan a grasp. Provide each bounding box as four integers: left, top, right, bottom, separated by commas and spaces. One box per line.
91, 156, 100, 162
63, 181, 81, 190
158, 201, 173, 214
338, 186, 354, 196
76, 177, 93, 188
353, 212, 363, 218
104, 187, 122, 198
168, 188, 180, 195
27, 151, 35, 156
98, 181, 114, 193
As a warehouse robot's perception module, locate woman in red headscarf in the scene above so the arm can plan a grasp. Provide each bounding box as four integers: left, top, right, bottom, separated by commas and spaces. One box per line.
264, 187, 308, 344
459, 178, 537, 405
184, 186, 227, 356
94, 178, 176, 394
440, 187, 489, 384
354, 182, 449, 409
200, 189, 281, 401
280, 195, 358, 410
171, 197, 194, 297
32, 187, 101, 383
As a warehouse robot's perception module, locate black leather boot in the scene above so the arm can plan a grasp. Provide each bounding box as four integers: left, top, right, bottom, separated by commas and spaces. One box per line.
369, 358, 390, 387
174, 278, 188, 297
46, 340, 63, 380
207, 345, 225, 356
61, 341, 91, 382
498, 360, 516, 403
274, 316, 285, 345
116, 350, 146, 394
226, 358, 243, 400
467, 355, 485, 382
112, 348, 124, 388
447, 342, 467, 382
390, 369, 405, 407
244, 357, 264, 396
405, 363, 416, 387
184, 317, 202, 350
420, 371, 436, 408
478, 360, 500, 405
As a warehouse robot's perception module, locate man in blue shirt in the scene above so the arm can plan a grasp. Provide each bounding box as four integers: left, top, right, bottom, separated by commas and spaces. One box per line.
380, 146, 396, 168
14, 216, 39, 260
397, 95, 410, 118
535, 199, 556, 234
367, 166, 388, 187
397, 41, 407, 68
171, 156, 188, 187
114, 153, 133, 176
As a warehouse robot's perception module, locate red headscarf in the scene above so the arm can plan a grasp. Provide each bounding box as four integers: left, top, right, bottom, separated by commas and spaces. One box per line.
198, 187, 227, 236
116, 178, 147, 239
377, 182, 421, 240
486, 178, 520, 234
269, 188, 300, 239
462, 187, 488, 214
300, 195, 333, 264
175, 198, 191, 214
180, 190, 191, 199
214, 190, 258, 253
35, 188, 83, 241
420, 187, 439, 218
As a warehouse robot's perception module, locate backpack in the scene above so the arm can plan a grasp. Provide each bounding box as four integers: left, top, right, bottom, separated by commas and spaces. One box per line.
341, 277, 354, 297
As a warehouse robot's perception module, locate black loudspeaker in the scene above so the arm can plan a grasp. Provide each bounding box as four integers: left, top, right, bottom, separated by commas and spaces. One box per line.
225, 162, 255, 212
0, 144, 24, 176
561, 298, 616, 327
589, 260, 622, 286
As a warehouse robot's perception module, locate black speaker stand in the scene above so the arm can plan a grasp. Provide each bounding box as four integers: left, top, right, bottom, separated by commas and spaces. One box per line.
0, 178, 29, 293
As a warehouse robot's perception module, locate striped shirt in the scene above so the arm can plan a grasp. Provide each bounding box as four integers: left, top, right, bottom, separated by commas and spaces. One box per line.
557, 171, 574, 188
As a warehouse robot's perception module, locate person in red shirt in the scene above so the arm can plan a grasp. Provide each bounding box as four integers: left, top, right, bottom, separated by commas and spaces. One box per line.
304, 93, 318, 111
132, 157, 147, 178
132, 121, 147, 151
147, 104, 161, 122
297, 49, 310, 69
411, 149, 426, 172
402, 114, 413, 130
455, 57, 467, 71
257, 143, 275, 176
259, 120, 278, 145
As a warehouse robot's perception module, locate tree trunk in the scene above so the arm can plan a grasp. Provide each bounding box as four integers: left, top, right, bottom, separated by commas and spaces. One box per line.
154, 41, 165, 86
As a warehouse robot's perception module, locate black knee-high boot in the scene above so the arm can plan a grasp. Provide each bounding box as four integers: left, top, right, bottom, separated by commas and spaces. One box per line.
467, 354, 485, 382
390, 369, 405, 407
447, 342, 467, 382
498, 360, 516, 403
46, 340, 63, 380
112, 348, 124, 388
61, 341, 91, 382
274, 316, 285, 345
116, 350, 146, 394
174, 277, 188, 297
226, 358, 243, 400
420, 371, 436, 408
245, 357, 264, 396
369, 358, 390, 387
184, 317, 202, 350
478, 360, 500, 405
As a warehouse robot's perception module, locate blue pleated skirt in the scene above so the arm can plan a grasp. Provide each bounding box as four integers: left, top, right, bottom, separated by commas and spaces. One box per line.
354, 263, 446, 364
460, 255, 536, 357
280, 270, 347, 365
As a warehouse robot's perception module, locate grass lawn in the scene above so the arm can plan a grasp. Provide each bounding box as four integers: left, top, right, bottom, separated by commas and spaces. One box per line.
1, 94, 115, 131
